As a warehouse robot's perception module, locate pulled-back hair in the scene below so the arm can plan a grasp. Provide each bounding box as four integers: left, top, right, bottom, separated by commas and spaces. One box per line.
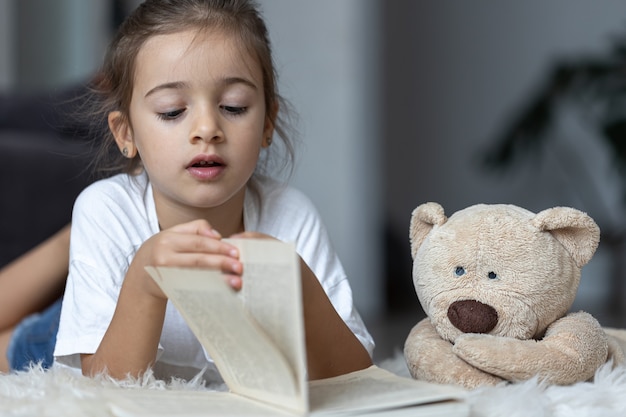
91, 0, 296, 177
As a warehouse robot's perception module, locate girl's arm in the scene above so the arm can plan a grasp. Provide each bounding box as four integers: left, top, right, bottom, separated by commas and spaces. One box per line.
0, 225, 70, 332
80, 220, 242, 378
299, 260, 373, 380
79, 253, 167, 378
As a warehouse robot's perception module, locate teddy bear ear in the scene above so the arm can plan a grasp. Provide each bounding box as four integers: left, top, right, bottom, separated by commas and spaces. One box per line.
531, 207, 600, 268
409, 202, 447, 259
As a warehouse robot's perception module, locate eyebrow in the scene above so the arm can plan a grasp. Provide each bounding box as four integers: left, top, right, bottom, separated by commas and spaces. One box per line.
144, 77, 258, 98
145, 81, 187, 98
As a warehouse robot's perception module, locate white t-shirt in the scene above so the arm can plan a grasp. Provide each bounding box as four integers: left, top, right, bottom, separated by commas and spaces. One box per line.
54, 172, 374, 380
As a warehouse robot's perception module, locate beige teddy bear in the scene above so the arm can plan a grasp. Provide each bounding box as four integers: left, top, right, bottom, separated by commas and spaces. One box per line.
404, 202, 626, 389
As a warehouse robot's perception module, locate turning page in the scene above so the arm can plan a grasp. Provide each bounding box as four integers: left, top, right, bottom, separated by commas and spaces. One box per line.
146, 239, 307, 415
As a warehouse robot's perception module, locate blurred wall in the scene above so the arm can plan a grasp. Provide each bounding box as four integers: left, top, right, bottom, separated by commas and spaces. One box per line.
12, 0, 111, 92
383, 1, 626, 225
262, 1, 383, 320
382, 1, 626, 321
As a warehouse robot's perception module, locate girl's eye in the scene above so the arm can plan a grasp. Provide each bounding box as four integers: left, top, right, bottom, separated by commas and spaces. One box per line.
454, 266, 466, 277
488, 271, 498, 280
222, 105, 247, 116
157, 109, 185, 120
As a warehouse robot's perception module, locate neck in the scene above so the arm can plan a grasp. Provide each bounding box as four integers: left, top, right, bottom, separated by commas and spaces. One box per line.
154, 189, 246, 237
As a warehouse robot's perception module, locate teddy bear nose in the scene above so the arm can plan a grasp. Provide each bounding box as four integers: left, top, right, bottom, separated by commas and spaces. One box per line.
447, 299, 498, 334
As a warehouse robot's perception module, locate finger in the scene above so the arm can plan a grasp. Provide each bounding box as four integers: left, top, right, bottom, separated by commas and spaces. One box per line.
187, 235, 238, 258
223, 274, 243, 291
169, 219, 221, 239
163, 252, 243, 275
151, 233, 239, 266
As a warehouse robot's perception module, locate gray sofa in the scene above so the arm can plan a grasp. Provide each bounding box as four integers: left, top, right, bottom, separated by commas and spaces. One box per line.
0, 84, 97, 267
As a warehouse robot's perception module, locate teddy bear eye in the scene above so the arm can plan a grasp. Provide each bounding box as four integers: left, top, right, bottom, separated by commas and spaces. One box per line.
454, 266, 466, 277
488, 271, 498, 280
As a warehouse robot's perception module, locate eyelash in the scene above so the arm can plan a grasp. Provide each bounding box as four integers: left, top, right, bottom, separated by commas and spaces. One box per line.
221, 105, 248, 116
156, 106, 248, 121
157, 109, 185, 121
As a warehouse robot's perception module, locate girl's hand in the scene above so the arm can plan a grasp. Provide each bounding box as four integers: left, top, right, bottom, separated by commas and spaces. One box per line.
82, 219, 242, 378
133, 219, 243, 298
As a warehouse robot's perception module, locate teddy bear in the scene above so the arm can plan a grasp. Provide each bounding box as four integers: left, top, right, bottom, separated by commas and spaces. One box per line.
403, 202, 626, 389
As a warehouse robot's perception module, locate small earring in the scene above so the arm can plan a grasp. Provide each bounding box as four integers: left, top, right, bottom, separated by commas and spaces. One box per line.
122, 147, 129, 157
266, 137, 272, 146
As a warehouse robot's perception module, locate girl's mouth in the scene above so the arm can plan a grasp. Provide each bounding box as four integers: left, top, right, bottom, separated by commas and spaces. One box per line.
187, 155, 226, 180
192, 160, 222, 168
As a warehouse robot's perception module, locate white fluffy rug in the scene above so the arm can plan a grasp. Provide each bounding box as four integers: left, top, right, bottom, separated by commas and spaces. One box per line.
378, 354, 626, 417
1, 355, 626, 417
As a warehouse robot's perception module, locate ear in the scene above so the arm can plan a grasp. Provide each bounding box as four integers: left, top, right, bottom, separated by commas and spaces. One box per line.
409, 202, 447, 259
108, 111, 137, 157
531, 207, 600, 268
262, 101, 279, 148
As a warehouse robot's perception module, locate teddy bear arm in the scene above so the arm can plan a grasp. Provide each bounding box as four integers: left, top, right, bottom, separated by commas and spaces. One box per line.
453, 312, 609, 385
404, 318, 504, 389
603, 327, 626, 366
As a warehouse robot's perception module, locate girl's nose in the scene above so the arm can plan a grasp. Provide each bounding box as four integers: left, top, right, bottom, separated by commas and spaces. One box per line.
190, 107, 224, 143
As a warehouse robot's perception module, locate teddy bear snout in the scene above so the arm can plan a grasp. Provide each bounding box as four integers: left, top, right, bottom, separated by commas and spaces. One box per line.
447, 299, 498, 334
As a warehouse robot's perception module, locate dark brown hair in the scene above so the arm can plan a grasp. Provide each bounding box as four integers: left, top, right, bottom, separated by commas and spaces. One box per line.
91, 0, 296, 177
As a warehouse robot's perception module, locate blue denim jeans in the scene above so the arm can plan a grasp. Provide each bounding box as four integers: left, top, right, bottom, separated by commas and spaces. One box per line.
6, 298, 62, 371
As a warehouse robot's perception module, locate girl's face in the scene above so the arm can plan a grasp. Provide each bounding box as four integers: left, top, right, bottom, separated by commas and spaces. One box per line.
109, 29, 272, 228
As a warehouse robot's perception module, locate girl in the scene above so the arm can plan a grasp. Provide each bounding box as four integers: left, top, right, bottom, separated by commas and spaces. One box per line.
52, 0, 374, 381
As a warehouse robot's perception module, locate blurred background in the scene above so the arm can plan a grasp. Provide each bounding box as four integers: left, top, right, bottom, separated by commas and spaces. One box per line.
2, 0, 626, 361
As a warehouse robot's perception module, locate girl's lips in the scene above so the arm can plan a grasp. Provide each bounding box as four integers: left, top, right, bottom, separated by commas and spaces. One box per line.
186, 154, 226, 181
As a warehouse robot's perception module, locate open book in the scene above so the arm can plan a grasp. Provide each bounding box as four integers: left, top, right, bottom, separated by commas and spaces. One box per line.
108, 239, 467, 416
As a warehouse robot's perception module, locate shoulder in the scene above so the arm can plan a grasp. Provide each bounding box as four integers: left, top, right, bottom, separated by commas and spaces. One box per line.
75, 172, 148, 208
69, 172, 156, 269
246, 176, 323, 236
246, 176, 329, 255
72, 172, 155, 237
251, 175, 318, 215
73, 172, 152, 223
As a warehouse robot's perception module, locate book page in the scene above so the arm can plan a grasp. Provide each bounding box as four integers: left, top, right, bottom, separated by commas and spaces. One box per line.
146, 239, 307, 415
309, 365, 468, 416
233, 238, 307, 400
